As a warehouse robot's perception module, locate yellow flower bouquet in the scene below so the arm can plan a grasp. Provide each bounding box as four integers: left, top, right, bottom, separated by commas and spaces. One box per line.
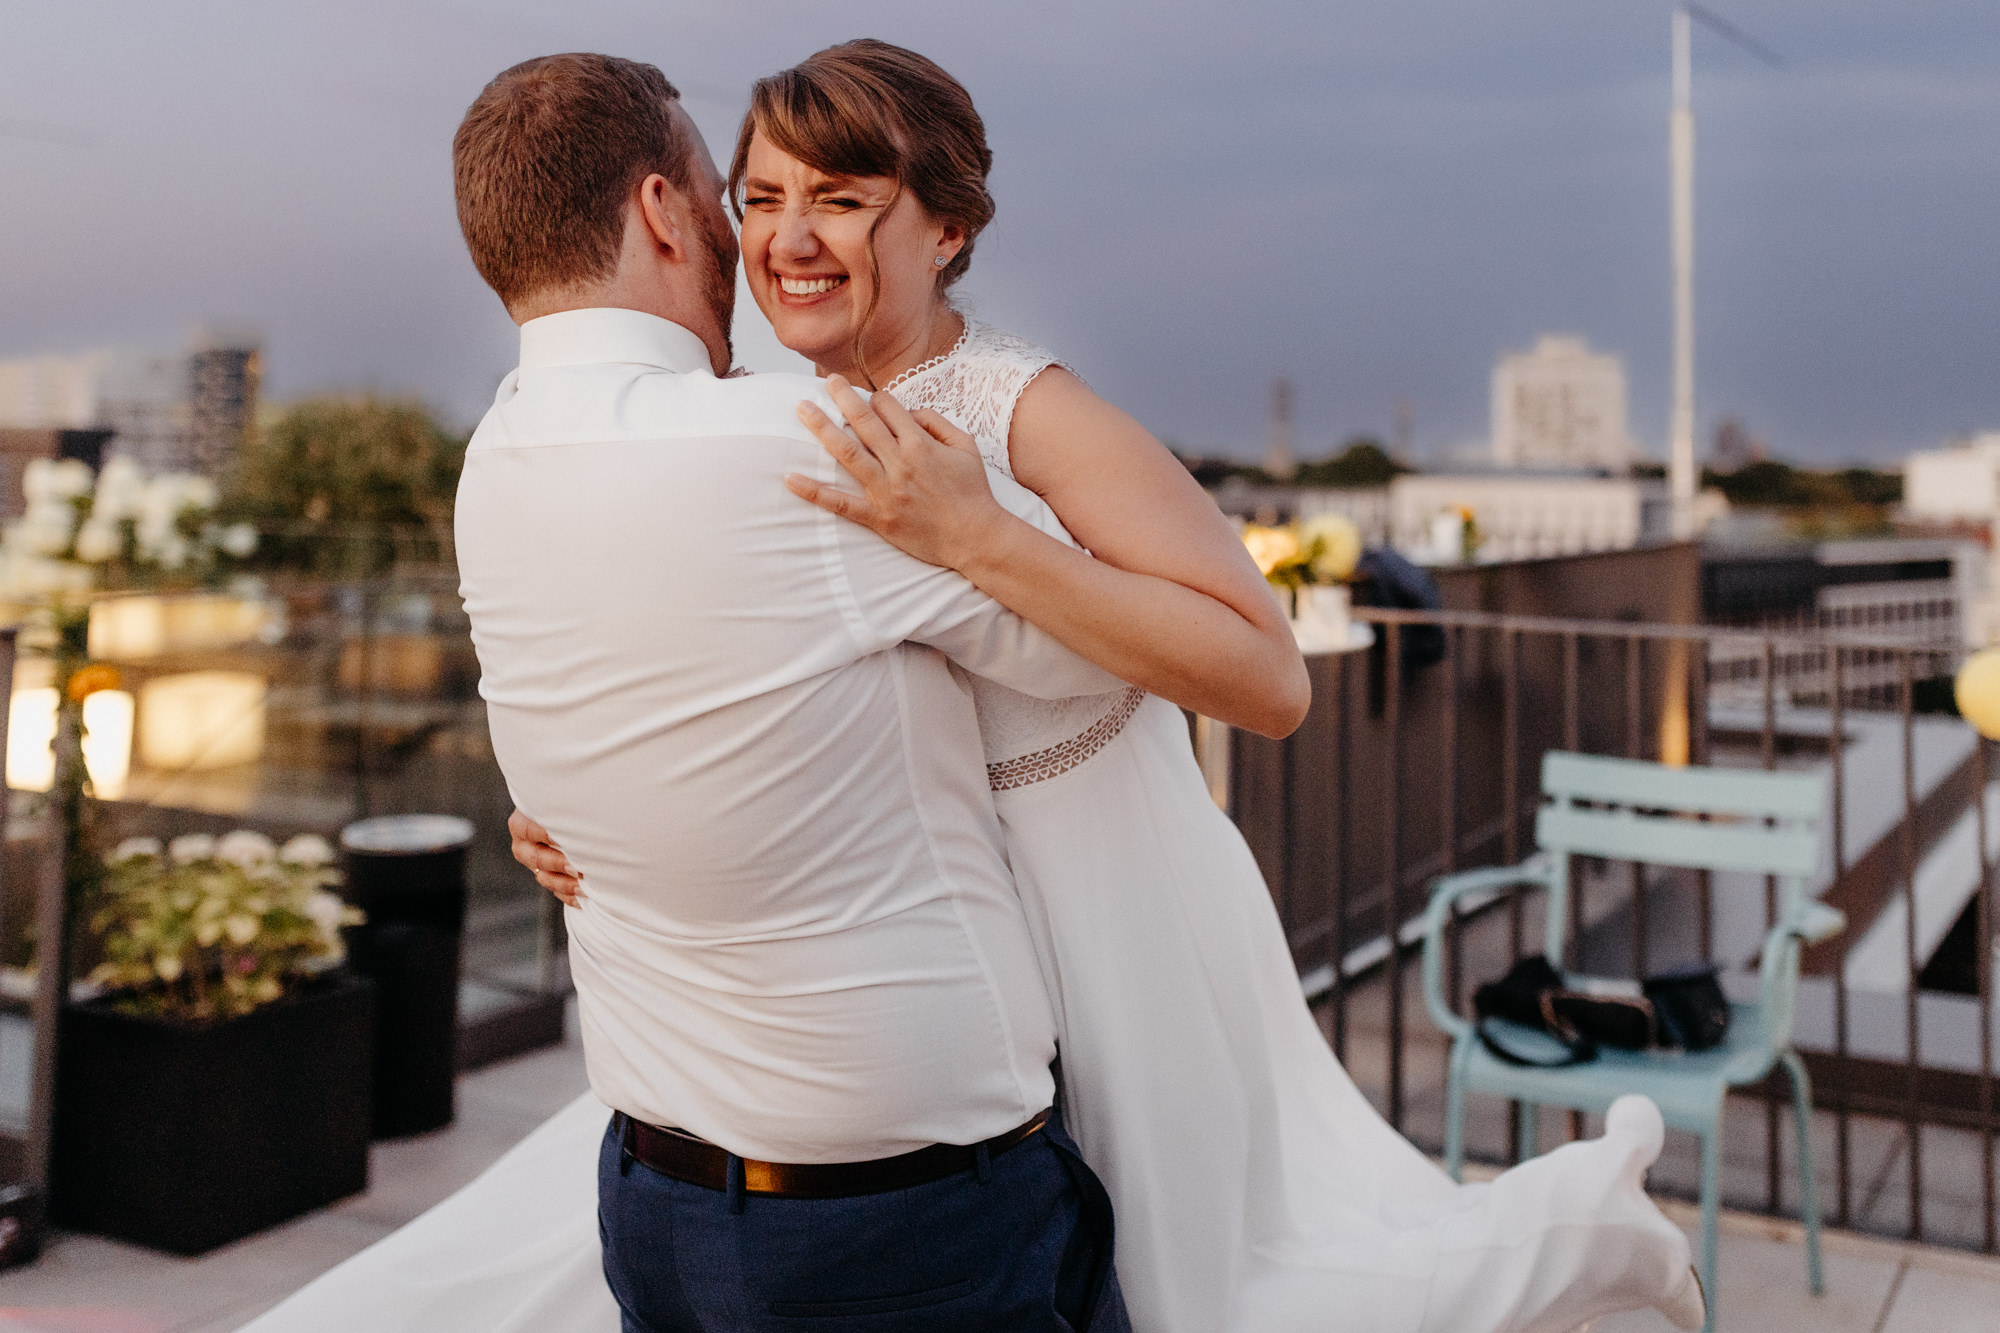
1242, 514, 1366, 652
1241, 513, 1364, 591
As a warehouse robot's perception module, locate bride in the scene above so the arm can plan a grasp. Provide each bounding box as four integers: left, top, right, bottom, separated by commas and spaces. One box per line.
254, 40, 1702, 1333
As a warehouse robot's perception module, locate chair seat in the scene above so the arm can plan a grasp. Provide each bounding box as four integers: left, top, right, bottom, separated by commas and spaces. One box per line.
1459, 1003, 1776, 1133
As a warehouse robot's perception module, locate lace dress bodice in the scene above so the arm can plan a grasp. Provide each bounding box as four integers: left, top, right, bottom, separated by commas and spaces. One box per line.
889, 321, 1141, 787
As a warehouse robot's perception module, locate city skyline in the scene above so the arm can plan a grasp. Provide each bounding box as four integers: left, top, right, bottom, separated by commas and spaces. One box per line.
1, 0, 1995, 464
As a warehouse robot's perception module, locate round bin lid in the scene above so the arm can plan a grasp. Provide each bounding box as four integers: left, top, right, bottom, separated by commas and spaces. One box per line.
340, 814, 476, 855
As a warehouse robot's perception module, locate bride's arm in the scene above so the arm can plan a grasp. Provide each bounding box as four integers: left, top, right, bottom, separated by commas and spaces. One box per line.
790, 373, 1310, 739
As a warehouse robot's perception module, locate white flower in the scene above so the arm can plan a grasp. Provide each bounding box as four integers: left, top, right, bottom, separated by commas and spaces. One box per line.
278, 833, 336, 866
219, 522, 258, 558
10, 505, 76, 557
20, 459, 59, 506
0, 553, 67, 599
73, 520, 122, 564
133, 519, 168, 558
304, 889, 349, 937
22, 458, 92, 505
135, 475, 202, 554
51, 459, 93, 499
153, 534, 190, 570
178, 474, 219, 511
223, 914, 260, 946
167, 832, 218, 863
216, 829, 277, 867
154, 951, 184, 982
107, 836, 162, 864
92, 456, 147, 522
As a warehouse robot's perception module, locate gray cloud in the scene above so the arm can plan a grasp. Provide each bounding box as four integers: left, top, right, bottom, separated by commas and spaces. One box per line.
0, 0, 1994, 463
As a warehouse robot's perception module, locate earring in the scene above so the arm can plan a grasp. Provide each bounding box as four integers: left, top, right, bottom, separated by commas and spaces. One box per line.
933, 255, 949, 268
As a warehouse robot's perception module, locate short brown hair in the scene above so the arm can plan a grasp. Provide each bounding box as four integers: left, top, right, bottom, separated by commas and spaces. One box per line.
454, 54, 692, 307
728, 39, 995, 292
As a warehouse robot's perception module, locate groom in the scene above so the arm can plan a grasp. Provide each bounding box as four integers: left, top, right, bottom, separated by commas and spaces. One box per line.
452, 54, 1130, 1332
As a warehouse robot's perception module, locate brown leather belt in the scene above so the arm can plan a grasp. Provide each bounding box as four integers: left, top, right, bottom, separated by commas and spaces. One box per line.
621, 1109, 1049, 1199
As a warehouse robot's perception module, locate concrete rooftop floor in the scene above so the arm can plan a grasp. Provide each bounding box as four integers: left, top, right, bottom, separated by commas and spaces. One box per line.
0, 1015, 590, 1333
2, 1004, 1996, 1333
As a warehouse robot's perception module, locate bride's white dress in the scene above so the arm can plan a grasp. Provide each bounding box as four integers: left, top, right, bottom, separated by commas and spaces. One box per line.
244, 324, 1699, 1333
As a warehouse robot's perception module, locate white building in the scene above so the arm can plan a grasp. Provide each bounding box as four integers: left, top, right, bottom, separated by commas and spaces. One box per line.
1492, 335, 1636, 472
0, 333, 258, 476
1903, 433, 2000, 522
1901, 432, 2000, 643
1389, 470, 1673, 564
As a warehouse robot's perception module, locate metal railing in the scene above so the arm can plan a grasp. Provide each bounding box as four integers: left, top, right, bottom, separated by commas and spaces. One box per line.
1215, 605, 1994, 1253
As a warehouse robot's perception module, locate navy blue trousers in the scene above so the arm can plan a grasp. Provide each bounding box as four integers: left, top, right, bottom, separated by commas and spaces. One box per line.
598, 1107, 1129, 1333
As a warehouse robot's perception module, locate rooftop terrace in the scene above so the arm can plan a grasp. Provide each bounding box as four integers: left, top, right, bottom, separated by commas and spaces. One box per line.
4, 1008, 1996, 1331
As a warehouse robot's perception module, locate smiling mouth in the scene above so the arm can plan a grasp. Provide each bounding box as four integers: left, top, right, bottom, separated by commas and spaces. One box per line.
777, 274, 847, 297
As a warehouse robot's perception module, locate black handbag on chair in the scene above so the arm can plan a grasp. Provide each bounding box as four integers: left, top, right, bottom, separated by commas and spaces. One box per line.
1472, 954, 1731, 1068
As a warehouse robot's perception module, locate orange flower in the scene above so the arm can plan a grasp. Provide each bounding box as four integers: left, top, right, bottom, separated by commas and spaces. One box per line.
66, 662, 122, 702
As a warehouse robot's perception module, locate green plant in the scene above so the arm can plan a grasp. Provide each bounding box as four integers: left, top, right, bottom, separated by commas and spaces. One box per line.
88, 831, 360, 1021
226, 397, 466, 576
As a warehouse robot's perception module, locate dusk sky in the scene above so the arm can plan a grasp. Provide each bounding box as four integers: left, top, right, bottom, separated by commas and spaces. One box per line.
2, 1, 1995, 465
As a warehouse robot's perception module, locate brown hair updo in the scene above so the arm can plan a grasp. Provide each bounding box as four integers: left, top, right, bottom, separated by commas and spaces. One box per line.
729, 40, 994, 371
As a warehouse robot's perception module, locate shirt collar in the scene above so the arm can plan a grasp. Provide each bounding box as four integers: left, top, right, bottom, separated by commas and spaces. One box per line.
517, 308, 715, 375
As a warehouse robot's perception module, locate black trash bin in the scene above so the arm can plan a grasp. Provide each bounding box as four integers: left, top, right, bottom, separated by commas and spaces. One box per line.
339, 814, 476, 1138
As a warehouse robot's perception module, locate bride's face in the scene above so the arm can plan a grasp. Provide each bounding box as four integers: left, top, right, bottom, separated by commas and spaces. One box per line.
738, 131, 962, 380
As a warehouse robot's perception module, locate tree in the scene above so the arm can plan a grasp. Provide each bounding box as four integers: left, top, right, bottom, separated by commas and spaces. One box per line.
1175, 453, 1247, 488
1834, 466, 1901, 507
1701, 460, 1900, 509
1293, 438, 1409, 489
225, 397, 466, 576
1705, 459, 1803, 506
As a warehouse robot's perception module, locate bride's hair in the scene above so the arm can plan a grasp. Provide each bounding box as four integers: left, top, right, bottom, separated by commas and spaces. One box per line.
729, 40, 994, 375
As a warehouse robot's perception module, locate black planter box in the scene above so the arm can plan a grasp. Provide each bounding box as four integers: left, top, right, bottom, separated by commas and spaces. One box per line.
52, 972, 374, 1255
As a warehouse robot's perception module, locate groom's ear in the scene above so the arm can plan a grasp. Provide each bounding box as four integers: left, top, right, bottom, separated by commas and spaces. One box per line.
634, 173, 688, 258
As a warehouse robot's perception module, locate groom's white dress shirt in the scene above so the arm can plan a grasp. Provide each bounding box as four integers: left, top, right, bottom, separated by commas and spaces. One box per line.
457, 308, 1118, 1163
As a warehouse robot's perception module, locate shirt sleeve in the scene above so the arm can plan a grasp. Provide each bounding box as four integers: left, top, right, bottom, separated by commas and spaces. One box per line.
815, 443, 1125, 702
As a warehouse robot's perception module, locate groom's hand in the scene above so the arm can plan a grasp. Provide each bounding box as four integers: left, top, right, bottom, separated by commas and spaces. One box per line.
509, 808, 583, 907
787, 375, 1010, 571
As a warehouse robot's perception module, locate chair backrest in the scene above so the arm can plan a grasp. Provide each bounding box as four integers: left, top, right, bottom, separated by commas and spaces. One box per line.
1535, 751, 1827, 972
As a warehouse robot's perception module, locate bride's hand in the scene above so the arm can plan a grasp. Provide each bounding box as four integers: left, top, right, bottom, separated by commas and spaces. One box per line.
787, 375, 1009, 570
509, 808, 583, 907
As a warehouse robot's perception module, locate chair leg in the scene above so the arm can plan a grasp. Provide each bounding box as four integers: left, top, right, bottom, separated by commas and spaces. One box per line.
1699, 1128, 1721, 1333
1781, 1051, 1827, 1297
1516, 1100, 1541, 1162
1444, 1050, 1468, 1183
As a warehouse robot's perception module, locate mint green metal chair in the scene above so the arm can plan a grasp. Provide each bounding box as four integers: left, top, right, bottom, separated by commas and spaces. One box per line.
1419, 752, 1844, 1331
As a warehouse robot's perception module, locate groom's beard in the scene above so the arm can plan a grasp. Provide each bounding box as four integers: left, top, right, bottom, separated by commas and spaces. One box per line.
696, 202, 738, 365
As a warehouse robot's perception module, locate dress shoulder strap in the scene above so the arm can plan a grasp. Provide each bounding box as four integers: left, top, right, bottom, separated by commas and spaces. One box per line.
887, 321, 1073, 480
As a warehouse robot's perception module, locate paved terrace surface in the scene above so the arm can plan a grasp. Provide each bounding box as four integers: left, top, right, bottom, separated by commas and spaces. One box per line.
2, 1005, 1995, 1332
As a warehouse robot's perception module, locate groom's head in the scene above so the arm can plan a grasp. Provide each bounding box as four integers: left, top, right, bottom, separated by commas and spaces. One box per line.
454, 54, 736, 361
